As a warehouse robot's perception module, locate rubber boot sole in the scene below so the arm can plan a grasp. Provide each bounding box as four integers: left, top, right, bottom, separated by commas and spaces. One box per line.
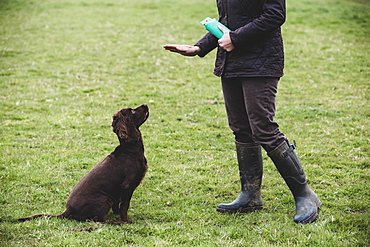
216, 205, 263, 214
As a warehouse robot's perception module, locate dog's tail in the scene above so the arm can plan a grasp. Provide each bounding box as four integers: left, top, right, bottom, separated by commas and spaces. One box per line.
18, 213, 64, 222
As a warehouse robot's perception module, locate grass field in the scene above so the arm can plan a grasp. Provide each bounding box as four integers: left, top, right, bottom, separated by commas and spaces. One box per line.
1, 0, 369, 246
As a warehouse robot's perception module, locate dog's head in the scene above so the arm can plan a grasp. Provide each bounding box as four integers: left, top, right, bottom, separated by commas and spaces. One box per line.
112, 104, 149, 143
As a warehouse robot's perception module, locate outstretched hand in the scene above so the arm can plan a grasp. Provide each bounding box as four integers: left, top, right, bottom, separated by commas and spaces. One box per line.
218, 26, 235, 52
162, 44, 201, 56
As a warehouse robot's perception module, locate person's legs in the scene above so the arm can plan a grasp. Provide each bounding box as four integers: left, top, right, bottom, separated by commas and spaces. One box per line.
217, 78, 264, 212
221, 77, 257, 145
220, 77, 321, 223
221, 76, 286, 151
240, 77, 285, 152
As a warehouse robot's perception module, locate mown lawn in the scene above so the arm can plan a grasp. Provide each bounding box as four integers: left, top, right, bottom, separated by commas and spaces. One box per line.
1, 0, 369, 246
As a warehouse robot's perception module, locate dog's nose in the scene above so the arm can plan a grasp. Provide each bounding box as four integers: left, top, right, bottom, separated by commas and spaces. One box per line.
140, 104, 149, 110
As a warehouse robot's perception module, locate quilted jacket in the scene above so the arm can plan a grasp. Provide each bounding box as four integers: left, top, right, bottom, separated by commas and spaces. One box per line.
195, 0, 286, 78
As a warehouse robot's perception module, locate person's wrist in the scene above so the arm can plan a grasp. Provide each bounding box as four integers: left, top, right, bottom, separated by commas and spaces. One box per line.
194, 46, 201, 55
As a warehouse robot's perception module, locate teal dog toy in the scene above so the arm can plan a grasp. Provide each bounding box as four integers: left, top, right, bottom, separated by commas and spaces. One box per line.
200, 17, 230, 39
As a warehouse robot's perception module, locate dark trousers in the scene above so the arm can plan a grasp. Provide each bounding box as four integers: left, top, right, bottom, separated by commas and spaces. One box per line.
221, 77, 286, 153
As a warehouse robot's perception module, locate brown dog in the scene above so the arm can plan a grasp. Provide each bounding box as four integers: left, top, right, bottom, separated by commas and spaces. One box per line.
18, 104, 149, 224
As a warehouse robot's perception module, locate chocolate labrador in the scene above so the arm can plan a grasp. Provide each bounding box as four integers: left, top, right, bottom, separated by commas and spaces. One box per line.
18, 104, 149, 224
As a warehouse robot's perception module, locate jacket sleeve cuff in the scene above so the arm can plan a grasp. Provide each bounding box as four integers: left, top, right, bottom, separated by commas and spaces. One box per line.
229, 31, 242, 49
195, 33, 218, 57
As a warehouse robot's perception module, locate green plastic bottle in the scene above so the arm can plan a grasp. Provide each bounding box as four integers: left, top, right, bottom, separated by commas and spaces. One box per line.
200, 17, 230, 39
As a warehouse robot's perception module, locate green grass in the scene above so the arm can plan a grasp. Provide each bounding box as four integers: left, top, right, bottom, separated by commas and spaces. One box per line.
1, 0, 369, 246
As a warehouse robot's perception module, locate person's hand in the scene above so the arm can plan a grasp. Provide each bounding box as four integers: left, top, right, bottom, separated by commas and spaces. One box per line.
163, 44, 201, 56
218, 26, 235, 52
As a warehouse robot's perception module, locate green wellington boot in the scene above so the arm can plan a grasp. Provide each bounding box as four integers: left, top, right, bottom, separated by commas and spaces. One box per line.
268, 140, 322, 223
217, 142, 263, 213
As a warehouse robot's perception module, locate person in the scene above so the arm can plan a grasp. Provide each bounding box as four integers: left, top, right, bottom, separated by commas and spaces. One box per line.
163, 0, 321, 224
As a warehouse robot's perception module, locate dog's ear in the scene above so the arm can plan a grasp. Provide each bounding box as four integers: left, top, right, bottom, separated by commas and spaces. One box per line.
112, 110, 141, 143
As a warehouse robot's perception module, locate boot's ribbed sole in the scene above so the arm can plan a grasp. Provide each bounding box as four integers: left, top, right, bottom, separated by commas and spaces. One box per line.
216, 206, 263, 214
